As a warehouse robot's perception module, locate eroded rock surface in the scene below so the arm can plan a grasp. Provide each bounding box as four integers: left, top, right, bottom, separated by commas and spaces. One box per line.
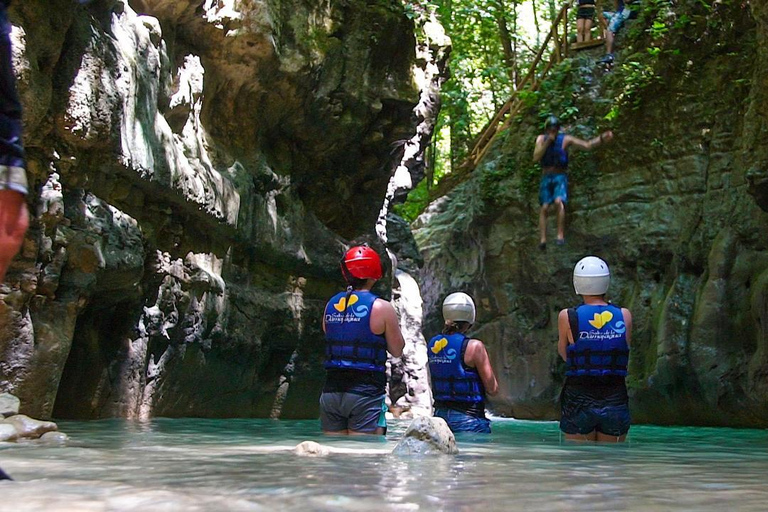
0, 0, 435, 420
414, 4, 768, 427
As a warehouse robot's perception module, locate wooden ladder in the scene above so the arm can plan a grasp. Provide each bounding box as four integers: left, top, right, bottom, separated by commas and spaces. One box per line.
430, 0, 608, 199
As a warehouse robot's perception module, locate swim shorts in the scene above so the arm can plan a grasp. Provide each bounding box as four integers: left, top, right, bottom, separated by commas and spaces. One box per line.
560, 376, 630, 436
604, 8, 632, 33
434, 407, 491, 434
539, 172, 568, 205
319, 392, 387, 434
577, 6, 595, 20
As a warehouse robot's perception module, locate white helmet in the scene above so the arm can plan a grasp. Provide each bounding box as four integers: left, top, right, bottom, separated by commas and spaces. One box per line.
442, 292, 476, 323
573, 256, 610, 295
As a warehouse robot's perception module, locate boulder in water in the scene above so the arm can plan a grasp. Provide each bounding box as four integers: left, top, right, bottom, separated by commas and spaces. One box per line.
0, 423, 18, 442
0, 394, 20, 417
1, 415, 57, 440
294, 441, 331, 457
392, 416, 458, 455
39, 431, 69, 444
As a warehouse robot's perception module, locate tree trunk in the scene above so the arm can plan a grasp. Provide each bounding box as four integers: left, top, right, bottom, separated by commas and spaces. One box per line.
494, 0, 517, 85
532, 0, 541, 45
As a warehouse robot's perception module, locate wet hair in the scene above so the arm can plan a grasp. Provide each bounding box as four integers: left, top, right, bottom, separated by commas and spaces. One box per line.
347, 276, 369, 291
442, 321, 472, 335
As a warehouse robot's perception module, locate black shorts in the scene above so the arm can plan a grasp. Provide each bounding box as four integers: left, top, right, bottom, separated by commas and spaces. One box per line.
560, 376, 630, 436
577, 6, 595, 20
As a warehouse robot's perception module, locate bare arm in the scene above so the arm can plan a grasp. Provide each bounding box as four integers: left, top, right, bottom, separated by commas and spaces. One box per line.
533, 134, 553, 162
563, 131, 614, 151
557, 309, 574, 362
622, 308, 632, 347
372, 299, 405, 357
465, 339, 499, 396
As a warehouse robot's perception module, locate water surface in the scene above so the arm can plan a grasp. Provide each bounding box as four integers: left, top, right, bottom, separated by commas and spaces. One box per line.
1, 418, 767, 511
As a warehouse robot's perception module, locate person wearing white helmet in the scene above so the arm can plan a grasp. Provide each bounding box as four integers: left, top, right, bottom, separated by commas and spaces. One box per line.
427, 292, 498, 433
557, 256, 633, 442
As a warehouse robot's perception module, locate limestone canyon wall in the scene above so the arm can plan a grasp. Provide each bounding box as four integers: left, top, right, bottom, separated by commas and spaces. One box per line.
414, 2, 768, 428
0, 0, 439, 420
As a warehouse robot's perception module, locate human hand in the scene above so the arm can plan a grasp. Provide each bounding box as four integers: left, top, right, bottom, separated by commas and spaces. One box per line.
601, 131, 614, 143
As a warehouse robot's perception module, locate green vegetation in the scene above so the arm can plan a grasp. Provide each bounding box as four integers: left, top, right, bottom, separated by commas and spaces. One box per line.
394, 0, 744, 222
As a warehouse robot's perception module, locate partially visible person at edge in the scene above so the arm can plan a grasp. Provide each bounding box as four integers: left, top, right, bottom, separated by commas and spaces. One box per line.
0, 0, 29, 283
532, 115, 613, 250
600, 0, 638, 64
427, 292, 498, 434
320, 245, 405, 435
558, 256, 632, 442
577, 0, 596, 43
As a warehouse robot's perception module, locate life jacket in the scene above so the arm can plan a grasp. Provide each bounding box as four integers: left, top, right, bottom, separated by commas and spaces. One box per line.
428, 333, 485, 403
566, 304, 629, 377
324, 290, 387, 373
540, 133, 568, 170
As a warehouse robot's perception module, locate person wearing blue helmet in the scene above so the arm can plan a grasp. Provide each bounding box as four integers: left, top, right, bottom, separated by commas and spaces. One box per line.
558, 256, 633, 442
533, 115, 613, 250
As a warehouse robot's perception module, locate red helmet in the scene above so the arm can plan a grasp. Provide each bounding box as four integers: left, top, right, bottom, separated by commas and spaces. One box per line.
341, 245, 383, 281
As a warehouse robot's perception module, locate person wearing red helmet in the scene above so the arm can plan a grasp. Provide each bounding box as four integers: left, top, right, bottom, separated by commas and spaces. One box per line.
320, 244, 405, 435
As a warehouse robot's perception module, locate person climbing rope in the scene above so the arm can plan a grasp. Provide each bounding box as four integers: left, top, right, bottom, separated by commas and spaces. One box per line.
533, 115, 613, 250
320, 244, 405, 435
0, 0, 29, 282
427, 292, 498, 434
557, 256, 632, 442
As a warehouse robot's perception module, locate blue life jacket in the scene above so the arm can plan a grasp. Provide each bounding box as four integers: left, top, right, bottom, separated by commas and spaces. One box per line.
566, 304, 629, 377
324, 291, 387, 373
428, 333, 485, 403
540, 133, 568, 169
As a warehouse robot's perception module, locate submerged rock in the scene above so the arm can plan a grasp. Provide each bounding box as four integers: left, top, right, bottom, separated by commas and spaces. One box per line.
294, 441, 331, 457
0, 423, 18, 442
39, 431, 69, 444
2, 415, 57, 440
0, 394, 20, 417
392, 416, 458, 455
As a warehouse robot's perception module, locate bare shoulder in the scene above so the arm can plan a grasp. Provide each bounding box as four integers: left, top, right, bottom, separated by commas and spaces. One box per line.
621, 308, 633, 321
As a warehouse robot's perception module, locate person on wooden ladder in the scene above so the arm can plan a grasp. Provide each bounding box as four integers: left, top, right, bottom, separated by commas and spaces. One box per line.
558, 256, 633, 442
533, 115, 613, 250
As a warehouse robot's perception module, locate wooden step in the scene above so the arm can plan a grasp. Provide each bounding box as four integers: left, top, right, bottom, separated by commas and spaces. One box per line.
572, 38, 605, 50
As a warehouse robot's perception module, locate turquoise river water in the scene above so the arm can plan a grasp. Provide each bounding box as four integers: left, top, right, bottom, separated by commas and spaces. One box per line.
1, 418, 767, 511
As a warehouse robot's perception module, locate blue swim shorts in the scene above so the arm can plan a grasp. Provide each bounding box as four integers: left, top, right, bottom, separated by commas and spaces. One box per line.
319, 392, 387, 434
434, 407, 491, 434
560, 379, 631, 436
539, 172, 568, 205
604, 8, 631, 33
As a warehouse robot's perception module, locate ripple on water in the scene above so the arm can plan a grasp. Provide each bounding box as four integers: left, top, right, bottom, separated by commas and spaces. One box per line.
1, 418, 768, 511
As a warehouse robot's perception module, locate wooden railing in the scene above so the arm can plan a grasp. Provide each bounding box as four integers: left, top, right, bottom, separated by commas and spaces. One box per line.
430, 0, 607, 199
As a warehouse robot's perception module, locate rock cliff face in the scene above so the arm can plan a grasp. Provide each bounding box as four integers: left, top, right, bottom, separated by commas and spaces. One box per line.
414, 2, 768, 427
0, 0, 436, 420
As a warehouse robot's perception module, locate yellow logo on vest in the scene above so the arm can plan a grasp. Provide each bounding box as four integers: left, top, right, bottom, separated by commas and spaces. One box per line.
431, 337, 448, 354
333, 294, 359, 312
588, 311, 613, 329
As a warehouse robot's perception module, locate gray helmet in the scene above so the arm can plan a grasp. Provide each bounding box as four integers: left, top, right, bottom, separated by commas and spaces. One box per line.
442, 292, 476, 323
